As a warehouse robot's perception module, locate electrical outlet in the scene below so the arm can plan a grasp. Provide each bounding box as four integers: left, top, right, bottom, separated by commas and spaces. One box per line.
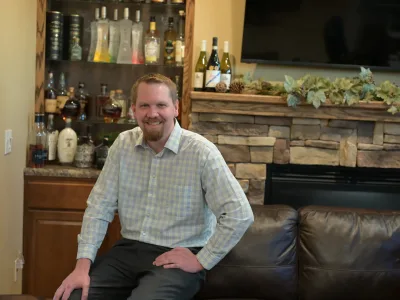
4, 129, 12, 155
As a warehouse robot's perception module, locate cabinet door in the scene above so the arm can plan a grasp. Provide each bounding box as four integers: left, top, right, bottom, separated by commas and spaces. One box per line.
23, 210, 121, 298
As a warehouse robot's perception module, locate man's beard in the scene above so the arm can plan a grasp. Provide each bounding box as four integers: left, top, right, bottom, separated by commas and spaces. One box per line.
142, 121, 164, 141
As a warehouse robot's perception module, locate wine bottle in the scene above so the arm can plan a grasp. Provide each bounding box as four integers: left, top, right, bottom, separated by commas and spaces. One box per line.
145, 16, 160, 65
205, 37, 220, 92
220, 41, 232, 91
109, 9, 120, 63
193, 40, 207, 91
117, 8, 133, 64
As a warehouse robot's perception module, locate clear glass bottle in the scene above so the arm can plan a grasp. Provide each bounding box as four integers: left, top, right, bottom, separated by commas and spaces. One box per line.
62, 87, 81, 120
114, 89, 127, 121
28, 113, 46, 168
95, 136, 110, 170
131, 9, 144, 64
70, 36, 82, 61
175, 10, 185, 66
102, 90, 122, 123
109, 9, 120, 63
193, 40, 207, 91
39, 114, 48, 162
163, 17, 176, 65
74, 126, 95, 169
57, 117, 77, 165
117, 8, 133, 64
145, 16, 160, 65
220, 41, 232, 91
76, 82, 89, 121
88, 8, 100, 62
46, 113, 59, 163
45, 71, 58, 114
56, 72, 68, 114
205, 37, 221, 92
96, 83, 109, 118
94, 6, 110, 63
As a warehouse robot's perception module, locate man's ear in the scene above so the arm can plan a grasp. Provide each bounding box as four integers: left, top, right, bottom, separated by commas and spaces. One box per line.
174, 100, 179, 118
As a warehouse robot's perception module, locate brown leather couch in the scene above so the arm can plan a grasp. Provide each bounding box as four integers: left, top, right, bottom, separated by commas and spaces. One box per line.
196, 205, 400, 300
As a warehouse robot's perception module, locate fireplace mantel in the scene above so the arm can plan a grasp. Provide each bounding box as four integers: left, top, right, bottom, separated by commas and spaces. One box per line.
190, 91, 400, 123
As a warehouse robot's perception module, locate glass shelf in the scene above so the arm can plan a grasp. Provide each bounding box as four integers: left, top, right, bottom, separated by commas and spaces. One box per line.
52, 0, 185, 8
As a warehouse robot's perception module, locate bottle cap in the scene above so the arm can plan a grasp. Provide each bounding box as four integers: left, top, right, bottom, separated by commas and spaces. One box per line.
201, 40, 207, 52
224, 41, 229, 53
101, 6, 107, 19
113, 9, 118, 21
212, 37, 218, 47
124, 8, 129, 19
95, 8, 100, 20
135, 10, 141, 22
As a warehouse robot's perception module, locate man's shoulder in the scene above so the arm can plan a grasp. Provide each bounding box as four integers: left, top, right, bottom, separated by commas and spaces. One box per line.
180, 129, 219, 156
117, 126, 143, 145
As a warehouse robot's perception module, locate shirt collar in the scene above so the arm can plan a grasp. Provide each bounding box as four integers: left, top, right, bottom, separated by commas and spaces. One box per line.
134, 119, 182, 154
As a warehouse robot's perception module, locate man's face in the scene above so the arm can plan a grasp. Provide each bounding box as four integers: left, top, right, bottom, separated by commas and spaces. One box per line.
133, 82, 178, 143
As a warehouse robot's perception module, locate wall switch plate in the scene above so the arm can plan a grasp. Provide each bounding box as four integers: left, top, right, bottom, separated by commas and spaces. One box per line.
4, 129, 12, 155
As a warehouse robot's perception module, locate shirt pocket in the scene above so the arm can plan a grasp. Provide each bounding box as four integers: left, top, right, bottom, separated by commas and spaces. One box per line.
158, 185, 203, 220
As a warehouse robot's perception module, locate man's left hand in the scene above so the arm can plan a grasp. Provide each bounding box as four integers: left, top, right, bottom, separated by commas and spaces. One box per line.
153, 247, 204, 273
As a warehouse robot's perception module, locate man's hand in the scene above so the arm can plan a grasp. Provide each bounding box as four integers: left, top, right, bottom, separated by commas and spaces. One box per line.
153, 247, 204, 273
53, 258, 91, 300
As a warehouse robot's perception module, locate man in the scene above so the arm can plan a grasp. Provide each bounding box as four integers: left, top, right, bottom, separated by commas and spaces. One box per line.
54, 73, 254, 300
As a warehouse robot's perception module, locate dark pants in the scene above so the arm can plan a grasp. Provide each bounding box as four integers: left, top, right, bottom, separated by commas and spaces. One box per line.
69, 239, 206, 300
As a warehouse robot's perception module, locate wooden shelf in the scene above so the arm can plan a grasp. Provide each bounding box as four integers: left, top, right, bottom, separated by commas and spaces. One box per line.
190, 91, 400, 123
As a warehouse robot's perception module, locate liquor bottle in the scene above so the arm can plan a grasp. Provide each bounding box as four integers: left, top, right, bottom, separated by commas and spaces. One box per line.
193, 40, 207, 91
163, 17, 176, 65
28, 113, 46, 168
76, 82, 89, 121
74, 125, 95, 169
109, 9, 120, 63
57, 117, 77, 165
46, 113, 59, 163
102, 90, 122, 123
145, 16, 160, 65
39, 115, 48, 162
56, 72, 68, 114
88, 8, 100, 62
175, 10, 185, 66
95, 136, 110, 170
220, 41, 232, 91
94, 6, 110, 63
114, 89, 127, 120
96, 83, 110, 118
70, 36, 82, 61
205, 37, 221, 92
117, 8, 133, 64
45, 71, 58, 114
131, 10, 144, 64
61, 87, 81, 120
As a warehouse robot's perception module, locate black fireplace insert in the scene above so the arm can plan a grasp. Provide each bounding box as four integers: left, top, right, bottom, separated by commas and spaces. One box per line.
265, 164, 400, 210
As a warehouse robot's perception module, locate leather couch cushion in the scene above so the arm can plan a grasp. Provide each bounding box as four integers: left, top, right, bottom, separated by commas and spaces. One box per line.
196, 205, 298, 300
298, 205, 400, 300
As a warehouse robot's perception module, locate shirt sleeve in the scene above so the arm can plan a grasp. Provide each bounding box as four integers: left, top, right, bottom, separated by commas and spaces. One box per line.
76, 135, 121, 262
196, 147, 254, 270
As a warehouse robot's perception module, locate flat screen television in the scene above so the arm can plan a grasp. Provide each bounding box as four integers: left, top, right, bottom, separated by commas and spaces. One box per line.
241, 0, 400, 71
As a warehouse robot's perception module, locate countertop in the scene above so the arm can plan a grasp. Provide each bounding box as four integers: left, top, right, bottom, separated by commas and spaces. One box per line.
24, 165, 101, 179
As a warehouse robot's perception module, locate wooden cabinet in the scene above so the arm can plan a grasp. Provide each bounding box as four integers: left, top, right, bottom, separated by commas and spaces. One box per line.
23, 176, 121, 298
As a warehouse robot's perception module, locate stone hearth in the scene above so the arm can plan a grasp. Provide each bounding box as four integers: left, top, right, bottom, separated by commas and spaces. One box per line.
188, 95, 400, 205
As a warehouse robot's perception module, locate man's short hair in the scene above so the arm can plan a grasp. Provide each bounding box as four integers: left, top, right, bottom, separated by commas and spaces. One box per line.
131, 73, 178, 105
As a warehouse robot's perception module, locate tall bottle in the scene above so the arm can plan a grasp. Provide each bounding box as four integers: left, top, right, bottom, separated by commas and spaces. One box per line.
44, 71, 58, 114
117, 8, 133, 64
88, 8, 100, 62
57, 117, 77, 165
131, 10, 144, 64
28, 113, 46, 168
96, 83, 109, 118
108, 9, 120, 63
220, 41, 232, 91
193, 40, 207, 91
163, 17, 176, 66
56, 72, 68, 114
62, 87, 81, 120
205, 37, 221, 92
94, 6, 110, 63
144, 16, 160, 65
46, 114, 59, 163
76, 82, 89, 121
175, 10, 185, 67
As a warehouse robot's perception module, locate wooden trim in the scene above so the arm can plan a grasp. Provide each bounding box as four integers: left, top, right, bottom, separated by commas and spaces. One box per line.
181, 0, 195, 129
190, 92, 400, 123
35, 0, 46, 113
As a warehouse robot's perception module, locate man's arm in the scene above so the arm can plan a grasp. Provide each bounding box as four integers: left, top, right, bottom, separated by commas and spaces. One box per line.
76, 135, 122, 262
196, 148, 254, 270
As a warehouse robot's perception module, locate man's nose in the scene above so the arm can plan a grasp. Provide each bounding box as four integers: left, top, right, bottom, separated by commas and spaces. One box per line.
147, 106, 159, 118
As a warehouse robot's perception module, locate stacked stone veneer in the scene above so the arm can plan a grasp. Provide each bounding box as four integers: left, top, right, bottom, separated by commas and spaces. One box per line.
189, 113, 400, 205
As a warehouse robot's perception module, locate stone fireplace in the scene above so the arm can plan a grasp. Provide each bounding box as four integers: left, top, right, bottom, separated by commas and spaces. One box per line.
189, 92, 400, 206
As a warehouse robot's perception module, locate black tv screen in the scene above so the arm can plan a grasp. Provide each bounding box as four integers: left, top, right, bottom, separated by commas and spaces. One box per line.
241, 0, 400, 71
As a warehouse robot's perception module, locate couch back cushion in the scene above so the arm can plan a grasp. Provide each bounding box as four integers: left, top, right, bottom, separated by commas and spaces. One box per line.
298, 206, 400, 300
196, 205, 298, 300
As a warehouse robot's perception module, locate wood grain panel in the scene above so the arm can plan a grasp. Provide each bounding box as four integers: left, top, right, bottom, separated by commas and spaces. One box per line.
35, 0, 46, 113
181, 0, 195, 129
25, 177, 95, 210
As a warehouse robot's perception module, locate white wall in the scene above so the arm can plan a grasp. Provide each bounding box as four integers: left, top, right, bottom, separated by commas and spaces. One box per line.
0, 0, 36, 293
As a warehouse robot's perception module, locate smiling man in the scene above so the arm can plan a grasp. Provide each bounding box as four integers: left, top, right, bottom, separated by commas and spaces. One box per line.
54, 73, 254, 300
